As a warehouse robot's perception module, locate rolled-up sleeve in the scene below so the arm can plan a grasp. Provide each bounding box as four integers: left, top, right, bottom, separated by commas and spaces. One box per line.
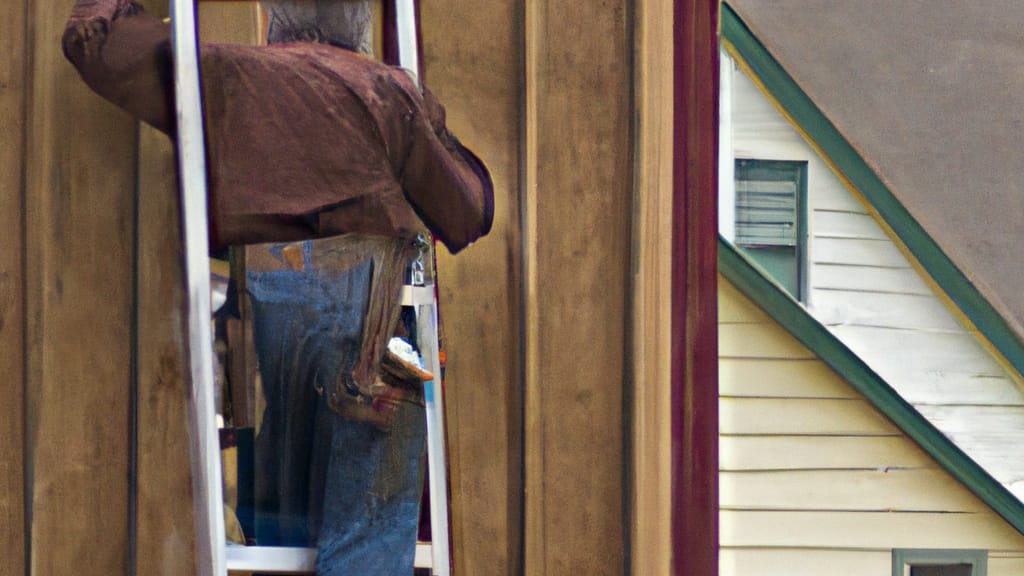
397, 83, 495, 255
63, 0, 175, 134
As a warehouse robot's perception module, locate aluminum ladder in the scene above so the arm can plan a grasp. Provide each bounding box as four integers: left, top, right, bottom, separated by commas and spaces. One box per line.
170, 1, 451, 573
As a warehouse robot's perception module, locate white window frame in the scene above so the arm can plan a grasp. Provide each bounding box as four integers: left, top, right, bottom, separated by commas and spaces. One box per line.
892, 549, 987, 576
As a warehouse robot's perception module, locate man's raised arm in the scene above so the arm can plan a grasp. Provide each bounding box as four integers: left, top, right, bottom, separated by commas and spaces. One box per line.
397, 83, 494, 254
63, 0, 175, 134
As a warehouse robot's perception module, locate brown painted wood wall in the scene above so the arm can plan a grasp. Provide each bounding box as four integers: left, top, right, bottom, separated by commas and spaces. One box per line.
0, 1, 246, 573
420, 1, 524, 573
24, 0, 137, 571
524, 1, 633, 573
424, 0, 635, 574
0, 1, 27, 575
1, 0, 646, 574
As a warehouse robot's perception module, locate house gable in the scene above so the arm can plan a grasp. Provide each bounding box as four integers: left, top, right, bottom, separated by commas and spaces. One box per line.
723, 0, 1024, 345
721, 0, 1024, 513
719, 240, 1024, 574
720, 42, 1024, 403
720, 2, 1024, 381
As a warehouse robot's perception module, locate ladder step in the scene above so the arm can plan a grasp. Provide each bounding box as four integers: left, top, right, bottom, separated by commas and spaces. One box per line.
225, 543, 433, 573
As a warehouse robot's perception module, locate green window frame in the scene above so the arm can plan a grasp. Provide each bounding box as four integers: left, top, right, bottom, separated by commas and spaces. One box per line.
892, 549, 987, 576
733, 158, 807, 300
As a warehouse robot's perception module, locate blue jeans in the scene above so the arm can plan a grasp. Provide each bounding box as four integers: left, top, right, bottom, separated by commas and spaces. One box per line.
248, 263, 425, 575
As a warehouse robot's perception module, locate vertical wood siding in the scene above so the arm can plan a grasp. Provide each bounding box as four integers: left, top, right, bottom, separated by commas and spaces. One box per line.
420, 1, 524, 572
133, 3, 199, 572
125, 4, 199, 569
719, 276, 1024, 576
425, 0, 645, 572
522, 1, 633, 574
24, 0, 137, 571
724, 51, 1024, 504
1, 1, 642, 573
0, 1, 27, 574
671, 2, 721, 574
630, 0, 675, 572
1, 1, 240, 573
135, 121, 198, 575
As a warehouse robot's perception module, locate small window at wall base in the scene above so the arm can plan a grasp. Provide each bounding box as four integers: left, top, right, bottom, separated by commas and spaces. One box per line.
734, 159, 807, 301
892, 549, 987, 576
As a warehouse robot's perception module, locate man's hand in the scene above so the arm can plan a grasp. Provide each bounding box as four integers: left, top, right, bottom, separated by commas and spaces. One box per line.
62, 17, 109, 66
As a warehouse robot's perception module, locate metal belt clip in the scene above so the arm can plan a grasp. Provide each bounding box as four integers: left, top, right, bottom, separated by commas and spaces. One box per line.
409, 234, 429, 287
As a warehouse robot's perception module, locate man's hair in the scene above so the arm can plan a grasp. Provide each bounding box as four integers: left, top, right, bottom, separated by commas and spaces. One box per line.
260, 0, 374, 55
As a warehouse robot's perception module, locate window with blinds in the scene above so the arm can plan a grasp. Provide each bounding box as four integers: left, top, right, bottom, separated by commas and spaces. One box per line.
910, 565, 973, 576
734, 159, 806, 299
735, 178, 798, 246
893, 549, 986, 576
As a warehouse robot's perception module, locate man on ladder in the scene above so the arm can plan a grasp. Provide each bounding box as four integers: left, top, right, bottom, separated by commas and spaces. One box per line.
63, 1, 493, 573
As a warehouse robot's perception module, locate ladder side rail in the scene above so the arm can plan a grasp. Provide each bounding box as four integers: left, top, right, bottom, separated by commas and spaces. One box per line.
416, 292, 451, 576
176, 3, 446, 575
169, 1, 226, 574
394, 0, 420, 85
392, 4, 452, 573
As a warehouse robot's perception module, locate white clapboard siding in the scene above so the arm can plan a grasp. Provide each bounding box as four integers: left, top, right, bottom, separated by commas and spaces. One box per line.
917, 405, 1024, 439
731, 82, 816, 158
721, 468, 987, 513
724, 545, 1024, 573
723, 548, 1024, 576
718, 274, 1024, 570
810, 289, 966, 332
721, 510, 1024, 551
812, 262, 932, 296
915, 405, 1024, 500
879, 371, 1022, 407
720, 51, 1024, 576
731, 115, 802, 148
719, 322, 816, 360
734, 60, 1019, 427
719, 358, 858, 399
721, 548, 891, 576
721, 397, 901, 436
828, 326, 1010, 382
813, 209, 890, 240
720, 435, 935, 471
806, 165, 868, 214
812, 236, 909, 268
719, 277, 774, 324
991, 555, 1024, 575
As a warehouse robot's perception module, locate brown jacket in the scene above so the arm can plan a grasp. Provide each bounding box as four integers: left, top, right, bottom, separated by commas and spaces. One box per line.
63, 0, 493, 253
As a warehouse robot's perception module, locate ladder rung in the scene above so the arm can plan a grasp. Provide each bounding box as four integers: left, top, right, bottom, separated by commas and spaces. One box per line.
400, 284, 435, 307
225, 543, 433, 573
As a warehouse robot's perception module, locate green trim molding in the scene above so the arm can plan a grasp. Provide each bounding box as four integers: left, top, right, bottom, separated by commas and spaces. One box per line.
892, 549, 987, 576
719, 238, 1024, 537
720, 2, 1024, 381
